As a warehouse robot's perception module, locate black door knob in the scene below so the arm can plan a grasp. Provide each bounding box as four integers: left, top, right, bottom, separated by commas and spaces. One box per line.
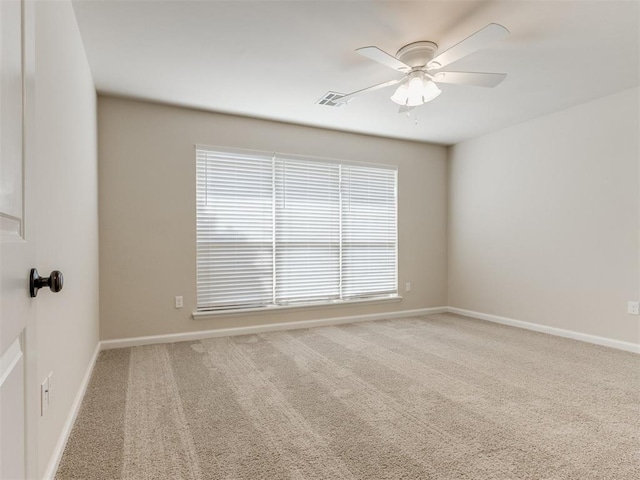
30, 268, 64, 298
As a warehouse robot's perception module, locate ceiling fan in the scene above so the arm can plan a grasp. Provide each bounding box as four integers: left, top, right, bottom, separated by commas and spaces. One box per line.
332, 23, 509, 112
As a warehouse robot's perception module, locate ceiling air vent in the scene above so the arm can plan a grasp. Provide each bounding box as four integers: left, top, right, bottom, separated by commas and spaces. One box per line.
316, 91, 346, 107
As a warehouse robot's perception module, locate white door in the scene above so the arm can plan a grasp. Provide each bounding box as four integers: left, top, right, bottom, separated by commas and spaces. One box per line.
1, 1, 37, 478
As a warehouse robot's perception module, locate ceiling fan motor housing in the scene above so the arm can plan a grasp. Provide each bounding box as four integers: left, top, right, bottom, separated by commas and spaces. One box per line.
395, 41, 438, 69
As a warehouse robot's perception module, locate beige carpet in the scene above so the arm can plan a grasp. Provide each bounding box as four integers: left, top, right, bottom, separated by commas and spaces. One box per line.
56, 313, 640, 479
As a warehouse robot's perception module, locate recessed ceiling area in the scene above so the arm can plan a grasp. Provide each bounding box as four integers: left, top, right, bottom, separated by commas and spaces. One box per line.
72, 0, 639, 145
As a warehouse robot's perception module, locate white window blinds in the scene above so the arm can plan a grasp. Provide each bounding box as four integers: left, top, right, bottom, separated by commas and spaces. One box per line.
196, 149, 273, 310
341, 165, 397, 299
275, 159, 341, 304
196, 147, 397, 312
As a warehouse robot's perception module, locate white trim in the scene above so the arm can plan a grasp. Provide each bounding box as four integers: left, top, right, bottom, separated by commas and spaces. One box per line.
43, 342, 101, 480
193, 295, 403, 319
447, 307, 640, 354
103, 307, 447, 350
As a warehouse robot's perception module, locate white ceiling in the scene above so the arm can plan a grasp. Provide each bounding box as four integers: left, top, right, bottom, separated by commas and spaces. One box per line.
72, 0, 640, 145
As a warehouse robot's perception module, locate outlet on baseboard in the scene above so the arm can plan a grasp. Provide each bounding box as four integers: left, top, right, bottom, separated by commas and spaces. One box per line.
628, 301, 639, 315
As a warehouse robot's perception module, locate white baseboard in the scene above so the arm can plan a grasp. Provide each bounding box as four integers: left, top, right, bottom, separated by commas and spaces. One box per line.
43, 341, 101, 480
447, 307, 640, 354
101, 307, 448, 350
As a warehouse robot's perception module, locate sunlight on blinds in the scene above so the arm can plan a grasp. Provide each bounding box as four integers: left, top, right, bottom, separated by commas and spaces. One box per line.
196, 149, 273, 309
196, 146, 397, 312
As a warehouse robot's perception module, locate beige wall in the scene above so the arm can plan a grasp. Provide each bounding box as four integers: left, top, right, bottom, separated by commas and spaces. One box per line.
448, 87, 640, 345
98, 96, 448, 340
35, 1, 99, 476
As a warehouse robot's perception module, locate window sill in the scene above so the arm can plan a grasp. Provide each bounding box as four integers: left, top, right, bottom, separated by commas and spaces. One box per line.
192, 295, 403, 319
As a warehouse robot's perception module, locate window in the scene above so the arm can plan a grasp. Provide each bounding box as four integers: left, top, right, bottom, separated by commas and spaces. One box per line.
196, 146, 397, 312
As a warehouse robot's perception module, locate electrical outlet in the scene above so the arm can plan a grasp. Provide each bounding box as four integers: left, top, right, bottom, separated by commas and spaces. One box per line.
628, 301, 639, 315
41, 377, 50, 416
405, 282, 411, 292
175, 296, 183, 309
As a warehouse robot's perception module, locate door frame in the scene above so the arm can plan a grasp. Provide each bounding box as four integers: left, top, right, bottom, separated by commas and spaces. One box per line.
22, 0, 39, 476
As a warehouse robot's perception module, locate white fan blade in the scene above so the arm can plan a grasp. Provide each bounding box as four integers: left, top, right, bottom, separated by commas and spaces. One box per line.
427, 23, 509, 70
433, 71, 506, 87
356, 46, 412, 72
334, 78, 404, 104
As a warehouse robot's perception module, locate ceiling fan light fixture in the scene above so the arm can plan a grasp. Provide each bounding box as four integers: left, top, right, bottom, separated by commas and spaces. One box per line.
390, 82, 409, 105
405, 74, 424, 106
422, 80, 441, 103
395, 75, 441, 107
407, 74, 424, 90
406, 91, 424, 107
